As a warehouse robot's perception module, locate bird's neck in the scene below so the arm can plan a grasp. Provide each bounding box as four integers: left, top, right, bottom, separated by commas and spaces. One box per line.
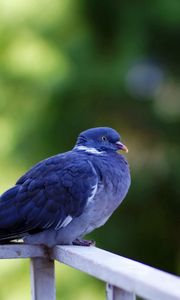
73, 145, 105, 155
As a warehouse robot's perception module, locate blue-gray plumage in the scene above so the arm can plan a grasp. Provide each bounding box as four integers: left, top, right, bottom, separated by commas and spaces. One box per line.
0, 127, 130, 247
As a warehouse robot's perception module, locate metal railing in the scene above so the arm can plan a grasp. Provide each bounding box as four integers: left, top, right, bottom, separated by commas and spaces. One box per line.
0, 244, 179, 300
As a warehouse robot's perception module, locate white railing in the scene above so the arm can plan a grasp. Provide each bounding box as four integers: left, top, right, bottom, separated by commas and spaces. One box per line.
0, 244, 180, 300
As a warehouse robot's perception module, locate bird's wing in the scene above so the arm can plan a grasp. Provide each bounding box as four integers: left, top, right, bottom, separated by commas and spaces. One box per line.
0, 153, 98, 241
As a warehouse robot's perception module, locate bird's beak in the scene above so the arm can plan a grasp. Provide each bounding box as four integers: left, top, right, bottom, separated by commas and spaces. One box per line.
116, 141, 129, 153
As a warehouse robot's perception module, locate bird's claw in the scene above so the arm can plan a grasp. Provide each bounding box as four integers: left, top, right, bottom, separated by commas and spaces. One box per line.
72, 238, 96, 246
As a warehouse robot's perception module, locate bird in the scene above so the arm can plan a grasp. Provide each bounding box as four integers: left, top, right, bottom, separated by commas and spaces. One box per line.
0, 127, 130, 247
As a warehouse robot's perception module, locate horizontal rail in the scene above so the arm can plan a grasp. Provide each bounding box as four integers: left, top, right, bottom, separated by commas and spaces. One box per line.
0, 244, 179, 300
52, 246, 180, 300
0, 244, 46, 259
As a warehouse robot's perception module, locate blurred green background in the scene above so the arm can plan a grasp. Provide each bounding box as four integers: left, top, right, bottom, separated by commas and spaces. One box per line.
0, 0, 180, 299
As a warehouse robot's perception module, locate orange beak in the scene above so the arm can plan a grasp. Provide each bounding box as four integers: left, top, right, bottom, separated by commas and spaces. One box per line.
116, 141, 129, 153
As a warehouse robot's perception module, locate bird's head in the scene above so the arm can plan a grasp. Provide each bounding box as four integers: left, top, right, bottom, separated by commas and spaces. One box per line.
75, 127, 128, 154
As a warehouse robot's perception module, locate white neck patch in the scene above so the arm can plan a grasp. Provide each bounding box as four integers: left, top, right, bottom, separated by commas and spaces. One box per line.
74, 145, 104, 155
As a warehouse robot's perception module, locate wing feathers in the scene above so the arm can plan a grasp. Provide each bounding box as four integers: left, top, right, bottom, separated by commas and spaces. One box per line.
0, 153, 98, 241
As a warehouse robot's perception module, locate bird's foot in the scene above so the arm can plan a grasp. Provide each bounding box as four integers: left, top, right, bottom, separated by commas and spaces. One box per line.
72, 238, 96, 246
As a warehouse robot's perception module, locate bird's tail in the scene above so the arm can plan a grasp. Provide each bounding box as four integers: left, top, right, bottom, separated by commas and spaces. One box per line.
0, 185, 21, 241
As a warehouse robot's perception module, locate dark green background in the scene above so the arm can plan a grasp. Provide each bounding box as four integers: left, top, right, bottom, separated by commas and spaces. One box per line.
0, 0, 179, 299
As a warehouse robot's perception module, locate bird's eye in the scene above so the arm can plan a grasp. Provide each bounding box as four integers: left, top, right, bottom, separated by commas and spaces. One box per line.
102, 136, 107, 141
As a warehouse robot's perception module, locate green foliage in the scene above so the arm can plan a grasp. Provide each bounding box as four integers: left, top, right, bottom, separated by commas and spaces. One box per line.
0, 0, 180, 298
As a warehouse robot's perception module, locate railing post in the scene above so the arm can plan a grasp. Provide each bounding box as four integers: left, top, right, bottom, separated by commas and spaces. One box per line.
30, 257, 56, 300
106, 283, 136, 300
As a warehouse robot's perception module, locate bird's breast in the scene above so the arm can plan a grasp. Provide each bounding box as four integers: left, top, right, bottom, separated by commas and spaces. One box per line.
93, 153, 130, 203
83, 154, 130, 232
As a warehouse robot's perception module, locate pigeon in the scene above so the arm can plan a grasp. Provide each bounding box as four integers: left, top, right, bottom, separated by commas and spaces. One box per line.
0, 127, 130, 247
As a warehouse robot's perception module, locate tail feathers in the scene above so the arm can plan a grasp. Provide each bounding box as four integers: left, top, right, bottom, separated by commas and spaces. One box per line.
0, 232, 24, 243
0, 186, 21, 239
0, 185, 42, 242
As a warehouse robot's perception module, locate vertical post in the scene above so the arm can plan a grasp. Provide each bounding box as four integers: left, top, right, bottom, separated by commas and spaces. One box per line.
106, 283, 135, 300
30, 257, 56, 300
